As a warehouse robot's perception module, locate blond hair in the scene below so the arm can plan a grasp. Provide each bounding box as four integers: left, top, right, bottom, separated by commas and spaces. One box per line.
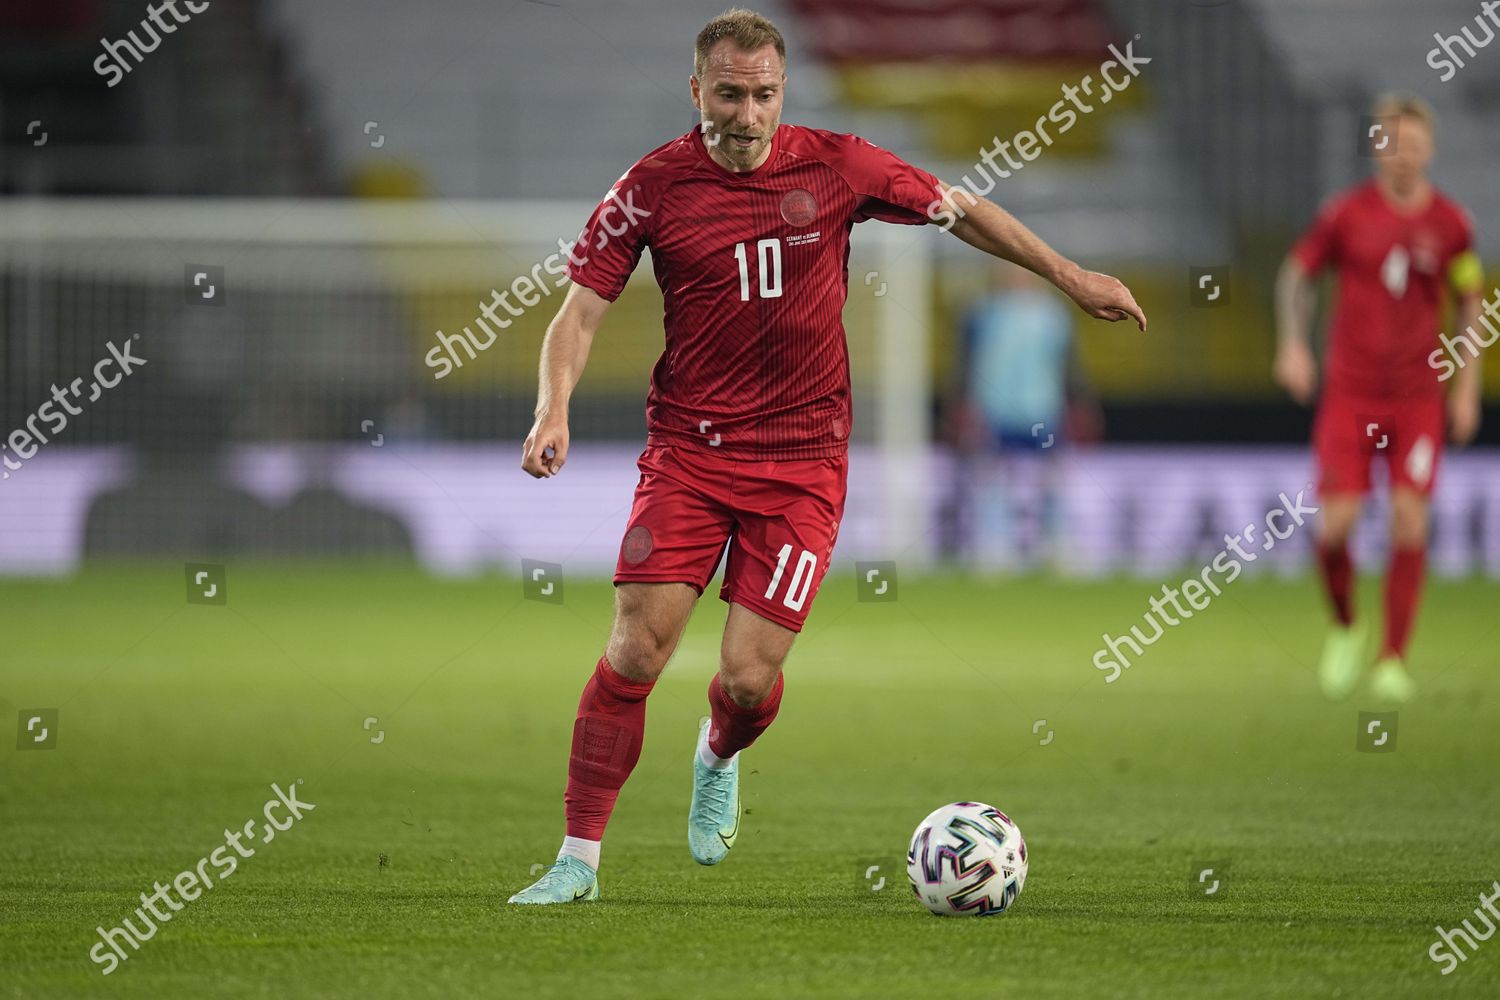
1372, 92, 1437, 132
694, 8, 786, 78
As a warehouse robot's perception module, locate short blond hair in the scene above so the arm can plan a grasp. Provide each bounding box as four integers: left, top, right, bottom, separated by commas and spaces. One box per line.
1372, 92, 1437, 132
694, 8, 786, 78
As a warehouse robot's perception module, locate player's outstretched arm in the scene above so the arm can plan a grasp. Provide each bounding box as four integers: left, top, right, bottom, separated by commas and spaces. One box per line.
1273, 256, 1319, 406
522, 283, 612, 478
934, 180, 1146, 331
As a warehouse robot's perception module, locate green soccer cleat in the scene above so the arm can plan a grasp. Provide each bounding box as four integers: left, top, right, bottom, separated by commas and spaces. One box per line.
1370, 657, 1416, 704
506, 856, 599, 905
1318, 621, 1366, 701
688, 718, 741, 866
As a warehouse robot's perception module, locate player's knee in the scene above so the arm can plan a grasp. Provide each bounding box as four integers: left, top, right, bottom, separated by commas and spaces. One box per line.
717, 658, 781, 708
1391, 500, 1430, 547
605, 589, 687, 679
1318, 503, 1360, 546
606, 624, 674, 680
1319, 521, 1353, 547
1392, 523, 1428, 548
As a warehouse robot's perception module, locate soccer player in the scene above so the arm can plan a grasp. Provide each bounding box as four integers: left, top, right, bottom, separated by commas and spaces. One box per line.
509, 8, 1145, 905
947, 261, 1098, 571
1275, 93, 1483, 704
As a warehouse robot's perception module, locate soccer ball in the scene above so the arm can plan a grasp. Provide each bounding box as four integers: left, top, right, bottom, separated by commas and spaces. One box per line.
906, 801, 1027, 916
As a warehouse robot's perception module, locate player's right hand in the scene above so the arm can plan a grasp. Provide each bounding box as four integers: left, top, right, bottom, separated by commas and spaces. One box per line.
1273, 341, 1317, 405
522, 415, 570, 478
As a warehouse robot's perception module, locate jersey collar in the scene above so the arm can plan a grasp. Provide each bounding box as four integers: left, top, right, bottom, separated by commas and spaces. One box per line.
690, 123, 781, 180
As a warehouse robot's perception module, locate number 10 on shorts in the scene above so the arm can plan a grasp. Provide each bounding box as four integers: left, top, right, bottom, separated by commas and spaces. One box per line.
764, 544, 817, 611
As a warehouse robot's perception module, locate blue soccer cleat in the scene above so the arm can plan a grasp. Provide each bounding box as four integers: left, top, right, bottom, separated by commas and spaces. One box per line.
506, 855, 599, 905
1370, 656, 1416, 704
1318, 621, 1366, 701
688, 718, 742, 865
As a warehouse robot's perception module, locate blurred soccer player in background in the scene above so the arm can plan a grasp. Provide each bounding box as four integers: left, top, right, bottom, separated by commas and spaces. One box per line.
1275, 93, 1483, 704
944, 261, 1100, 572
509, 7, 1145, 905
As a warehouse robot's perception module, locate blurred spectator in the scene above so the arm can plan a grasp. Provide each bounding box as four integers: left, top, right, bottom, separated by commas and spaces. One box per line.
941, 261, 1101, 572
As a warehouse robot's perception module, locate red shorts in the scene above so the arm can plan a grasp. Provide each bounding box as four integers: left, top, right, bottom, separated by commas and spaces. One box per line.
613, 441, 848, 632
1313, 391, 1444, 497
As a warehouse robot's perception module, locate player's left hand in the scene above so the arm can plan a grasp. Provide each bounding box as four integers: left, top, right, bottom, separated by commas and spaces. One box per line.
1062, 267, 1147, 331
1449, 387, 1482, 445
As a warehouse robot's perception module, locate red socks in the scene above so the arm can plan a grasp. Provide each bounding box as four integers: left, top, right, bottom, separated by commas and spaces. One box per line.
707, 672, 784, 759
1315, 539, 1427, 659
1383, 545, 1427, 659
561, 660, 787, 840
1316, 541, 1354, 626
563, 656, 654, 841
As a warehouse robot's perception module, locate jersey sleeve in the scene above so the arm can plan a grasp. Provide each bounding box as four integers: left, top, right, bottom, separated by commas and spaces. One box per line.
1291, 196, 1344, 275
834, 134, 944, 226
1446, 205, 1484, 297
565, 175, 654, 302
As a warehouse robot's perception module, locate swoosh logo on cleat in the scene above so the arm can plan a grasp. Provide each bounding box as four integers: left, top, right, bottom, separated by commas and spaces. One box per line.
573, 887, 592, 901
719, 799, 741, 849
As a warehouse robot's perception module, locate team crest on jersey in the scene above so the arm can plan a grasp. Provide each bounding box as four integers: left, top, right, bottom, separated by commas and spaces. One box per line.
622, 525, 654, 565
1410, 230, 1441, 274
780, 189, 817, 227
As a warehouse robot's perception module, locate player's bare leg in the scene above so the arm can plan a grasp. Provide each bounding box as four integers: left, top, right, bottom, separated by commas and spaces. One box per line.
1315, 493, 1366, 700
1371, 488, 1428, 703
689, 602, 795, 865
509, 582, 698, 904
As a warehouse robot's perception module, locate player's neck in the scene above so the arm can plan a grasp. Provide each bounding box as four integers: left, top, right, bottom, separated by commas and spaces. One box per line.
1375, 176, 1433, 214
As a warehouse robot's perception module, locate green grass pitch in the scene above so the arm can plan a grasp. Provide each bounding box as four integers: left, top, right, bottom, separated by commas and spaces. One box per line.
2, 566, 1498, 998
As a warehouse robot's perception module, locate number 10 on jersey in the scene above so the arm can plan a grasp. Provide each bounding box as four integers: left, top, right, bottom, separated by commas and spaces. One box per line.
734, 239, 783, 301
764, 543, 816, 611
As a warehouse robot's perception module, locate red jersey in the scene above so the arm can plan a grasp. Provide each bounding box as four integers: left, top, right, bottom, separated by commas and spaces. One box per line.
566, 123, 943, 460
1292, 180, 1476, 399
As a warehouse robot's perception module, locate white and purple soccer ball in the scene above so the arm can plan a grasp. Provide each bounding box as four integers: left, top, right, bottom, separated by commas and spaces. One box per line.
906, 801, 1028, 916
